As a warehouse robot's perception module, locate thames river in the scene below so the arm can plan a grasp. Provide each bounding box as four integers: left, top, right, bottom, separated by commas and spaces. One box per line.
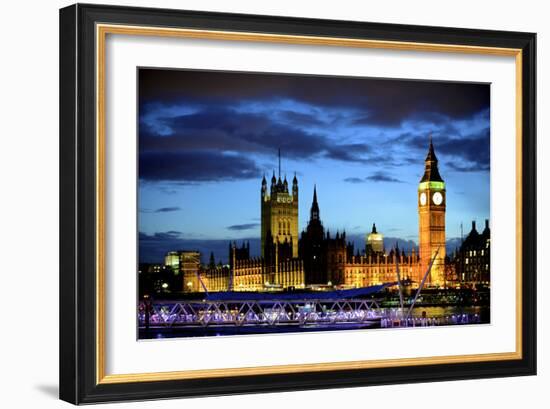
139, 305, 489, 339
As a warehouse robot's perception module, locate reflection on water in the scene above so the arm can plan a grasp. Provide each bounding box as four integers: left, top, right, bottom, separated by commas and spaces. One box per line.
399, 305, 488, 319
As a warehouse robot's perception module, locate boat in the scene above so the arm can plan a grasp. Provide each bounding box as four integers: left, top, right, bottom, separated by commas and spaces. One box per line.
204, 282, 398, 302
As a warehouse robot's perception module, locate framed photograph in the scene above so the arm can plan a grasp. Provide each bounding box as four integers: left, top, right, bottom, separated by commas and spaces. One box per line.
59, 3, 536, 404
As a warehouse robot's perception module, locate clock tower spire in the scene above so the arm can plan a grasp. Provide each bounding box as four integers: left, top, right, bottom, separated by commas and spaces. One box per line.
418, 136, 446, 287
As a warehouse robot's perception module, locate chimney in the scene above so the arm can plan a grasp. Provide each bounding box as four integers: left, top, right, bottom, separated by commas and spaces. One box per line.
485, 219, 489, 229
472, 220, 476, 231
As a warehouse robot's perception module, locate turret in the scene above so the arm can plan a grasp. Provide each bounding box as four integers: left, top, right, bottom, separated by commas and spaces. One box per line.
292, 172, 298, 197
482, 219, 490, 240
261, 174, 267, 198
270, 171, 277, 195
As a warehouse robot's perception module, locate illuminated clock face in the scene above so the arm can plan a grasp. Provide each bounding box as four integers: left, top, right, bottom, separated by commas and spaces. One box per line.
420, 192, 427, 206
433, 191, 443, 205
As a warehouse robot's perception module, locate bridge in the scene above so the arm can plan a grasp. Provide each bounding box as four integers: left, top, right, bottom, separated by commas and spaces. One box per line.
138, 297, 382, 329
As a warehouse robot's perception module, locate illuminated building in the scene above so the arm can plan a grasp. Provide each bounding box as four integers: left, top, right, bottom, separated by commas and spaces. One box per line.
158, 138, 466, 293
261, 150, 299, 258
341, 247, 421, 289
366, 223, 384, 256
453, 220, 491, 288
164, 251, 180, 273
179, 251, 201, 292
229, 241, 304, 291
298, 187, 422, 288
418, 137, 446, 287
199, 263, 231, 293
186, 240, 305, 293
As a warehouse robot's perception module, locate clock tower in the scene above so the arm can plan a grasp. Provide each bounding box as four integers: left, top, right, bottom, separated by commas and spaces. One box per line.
418, 137, 446, 287
261, 150, 299, 259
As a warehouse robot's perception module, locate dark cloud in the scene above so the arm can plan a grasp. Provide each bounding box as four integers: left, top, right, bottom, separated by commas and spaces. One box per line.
345, 172, 404, 183
395, 127, 490, 173
138, 69, 490, 184
139, 106, 375, 182
343, 177, 366, 184
446, 162, 488, 172
141, 108, 328, 159
139, 151, 260, 182
139, 231, 182, 241
324, 143, 370, 163
437, 130, 490, 172
226, 223, 260, 231
366, 172, 404, 183
279, 110, 324, 126
138, 231, 260, 264
140, 69, 490, 126
154, 206, 181, 213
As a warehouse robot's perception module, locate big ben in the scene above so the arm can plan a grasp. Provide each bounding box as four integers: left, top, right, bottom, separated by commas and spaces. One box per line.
418, 137, 446, 287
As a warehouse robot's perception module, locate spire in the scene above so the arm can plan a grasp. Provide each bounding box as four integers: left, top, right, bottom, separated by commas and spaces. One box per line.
278, 148, 281, 180
372, 223, 377, 234
310, 185, 320, 221
426, 133, 437, 162
293, 171, 298, 184
313, 185, 318, 204
420, 134, 444, 183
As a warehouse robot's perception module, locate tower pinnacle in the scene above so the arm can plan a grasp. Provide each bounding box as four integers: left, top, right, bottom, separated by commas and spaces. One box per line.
420, 135, 444, 183
278, 148, 281, 180
310, 185, 320, 221
313, 184, 317, 203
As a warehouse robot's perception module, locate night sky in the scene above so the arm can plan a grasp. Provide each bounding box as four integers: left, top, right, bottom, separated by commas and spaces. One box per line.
138, 69, 490, 264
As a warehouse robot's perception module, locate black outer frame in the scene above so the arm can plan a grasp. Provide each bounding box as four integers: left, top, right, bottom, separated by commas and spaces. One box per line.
59, 3, 537, 405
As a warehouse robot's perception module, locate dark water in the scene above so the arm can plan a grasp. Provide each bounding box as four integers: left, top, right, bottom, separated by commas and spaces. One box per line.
139, 305, 489, 339
391, 305, 489, 319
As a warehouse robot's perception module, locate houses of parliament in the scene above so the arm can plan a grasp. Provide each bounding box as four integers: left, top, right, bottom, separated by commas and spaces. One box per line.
174, 138, 458, 293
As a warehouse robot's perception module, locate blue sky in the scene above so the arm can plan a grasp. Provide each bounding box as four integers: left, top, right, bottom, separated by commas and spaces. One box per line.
138, 69, 490, 264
